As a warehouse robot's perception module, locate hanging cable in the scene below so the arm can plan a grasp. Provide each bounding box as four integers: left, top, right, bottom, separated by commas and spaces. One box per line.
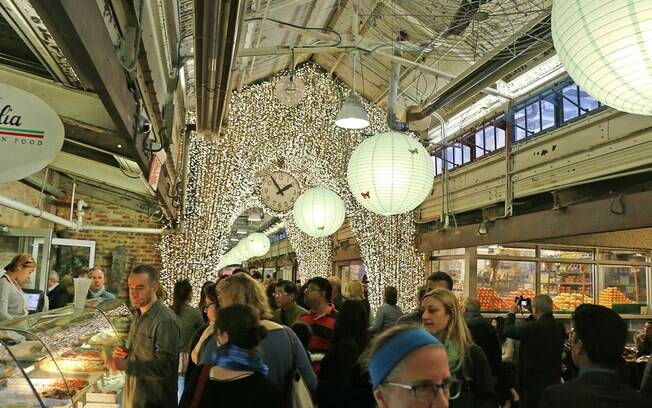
243, 17, 342, 48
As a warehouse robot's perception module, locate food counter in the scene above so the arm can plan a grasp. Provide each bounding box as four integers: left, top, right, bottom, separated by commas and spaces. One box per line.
0, 299, 131, 407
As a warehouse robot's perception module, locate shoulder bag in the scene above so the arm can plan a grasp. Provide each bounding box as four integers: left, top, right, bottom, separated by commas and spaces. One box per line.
284, 327, 315, 408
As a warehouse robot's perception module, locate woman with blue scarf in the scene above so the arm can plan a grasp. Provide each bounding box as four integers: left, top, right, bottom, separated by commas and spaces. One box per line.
179, 304, 283, 408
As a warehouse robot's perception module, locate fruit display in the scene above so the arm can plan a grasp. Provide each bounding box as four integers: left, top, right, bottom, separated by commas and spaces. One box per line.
599, 287, 634, 308
476, 287, 509, 310
553, 293, 593, 311
503, 289, 536, 307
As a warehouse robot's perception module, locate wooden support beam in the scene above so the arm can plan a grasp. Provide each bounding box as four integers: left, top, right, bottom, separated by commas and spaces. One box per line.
30, 0, 177, 219
417, 189, 652, 252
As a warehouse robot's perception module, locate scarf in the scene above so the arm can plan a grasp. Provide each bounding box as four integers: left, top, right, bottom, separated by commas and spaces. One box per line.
445, 341, 464, 374
89, 287, 108, 298
210, 344, 269, 376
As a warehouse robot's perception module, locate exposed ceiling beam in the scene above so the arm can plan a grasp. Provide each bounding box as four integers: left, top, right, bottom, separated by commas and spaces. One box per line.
239, 45, 352, 57
418, 189, 652, 252
29, 0, 177, 219
48, 152, 152, 197
245, 0, 313, 19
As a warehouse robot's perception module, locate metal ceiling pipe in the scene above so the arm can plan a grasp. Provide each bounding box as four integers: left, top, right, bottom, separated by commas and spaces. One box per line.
195, 0, 245, 133
387, 58, 409, 132
0, 194, 165, 234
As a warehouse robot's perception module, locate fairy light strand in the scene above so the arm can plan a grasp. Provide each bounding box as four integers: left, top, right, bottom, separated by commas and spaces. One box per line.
159, 64, 424, 311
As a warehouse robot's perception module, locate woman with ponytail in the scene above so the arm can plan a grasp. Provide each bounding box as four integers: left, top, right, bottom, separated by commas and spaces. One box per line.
421, 288, 497, 407
1, 253, 36, 321
179, 303, 282, 408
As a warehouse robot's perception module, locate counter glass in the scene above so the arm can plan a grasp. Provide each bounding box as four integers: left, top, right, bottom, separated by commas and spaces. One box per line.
0, 300, 130, 407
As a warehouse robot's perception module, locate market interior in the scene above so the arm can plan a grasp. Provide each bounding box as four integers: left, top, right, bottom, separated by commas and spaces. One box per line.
0, 0, 652, 407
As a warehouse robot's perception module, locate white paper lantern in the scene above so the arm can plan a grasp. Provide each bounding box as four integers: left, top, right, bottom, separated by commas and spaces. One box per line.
293, 186, 346, 237
244, 233, 271, 257
552, 0, 652, 115
229, 240, 250, 262
347, 131, 434, 215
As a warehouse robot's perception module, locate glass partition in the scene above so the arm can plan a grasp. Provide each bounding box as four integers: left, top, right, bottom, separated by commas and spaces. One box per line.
477, 259, 536, 311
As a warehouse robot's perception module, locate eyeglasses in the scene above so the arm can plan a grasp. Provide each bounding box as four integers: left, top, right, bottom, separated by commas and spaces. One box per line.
384, 378, 462, 402
203, 302, 215, 311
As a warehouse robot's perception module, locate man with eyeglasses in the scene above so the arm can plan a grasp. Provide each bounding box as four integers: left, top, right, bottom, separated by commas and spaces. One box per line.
297, 277, 338, 354
365, 325, 460, 408
539, 304, 650, 408
272, 280, 307, 326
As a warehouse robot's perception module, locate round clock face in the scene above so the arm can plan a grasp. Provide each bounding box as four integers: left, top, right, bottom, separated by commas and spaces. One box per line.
261, 171, 301, 212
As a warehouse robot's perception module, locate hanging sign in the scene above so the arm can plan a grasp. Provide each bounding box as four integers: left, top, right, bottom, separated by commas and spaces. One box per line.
0, 82, 64, 183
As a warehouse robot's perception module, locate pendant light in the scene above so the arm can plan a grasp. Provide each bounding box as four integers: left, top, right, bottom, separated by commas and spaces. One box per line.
335, 51, 370, 129
293, 186, 346, 237
552, 0, 652, 115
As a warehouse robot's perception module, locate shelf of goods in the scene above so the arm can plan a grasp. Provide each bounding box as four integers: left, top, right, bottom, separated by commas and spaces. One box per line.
477, 288, 536, 311
0, 299, 132, 407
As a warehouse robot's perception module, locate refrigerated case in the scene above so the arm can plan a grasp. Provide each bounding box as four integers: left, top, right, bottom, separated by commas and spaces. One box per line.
0, 300, 130, 407
431, 244, 651, 314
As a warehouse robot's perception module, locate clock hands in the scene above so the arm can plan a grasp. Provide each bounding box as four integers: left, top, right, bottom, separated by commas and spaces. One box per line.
270, 175, 284, 195
276, 184, 293, 195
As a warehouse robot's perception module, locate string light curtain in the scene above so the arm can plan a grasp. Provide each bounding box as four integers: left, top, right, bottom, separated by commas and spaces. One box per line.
552, 0, 652, 115
160, 65, 423, 310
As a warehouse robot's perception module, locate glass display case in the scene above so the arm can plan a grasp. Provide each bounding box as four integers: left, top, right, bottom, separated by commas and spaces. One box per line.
430, 249, 465, 299
477, 259, 536, 311
597, 249, 649, 313
0, 300, 131, 407
539, 248, 594, 312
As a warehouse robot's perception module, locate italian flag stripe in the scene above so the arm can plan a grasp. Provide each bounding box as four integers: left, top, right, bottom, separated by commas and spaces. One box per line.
0, 126, 44, 134
0, 130, 44, 139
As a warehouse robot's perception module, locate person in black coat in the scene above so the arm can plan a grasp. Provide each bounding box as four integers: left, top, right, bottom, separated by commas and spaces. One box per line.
318, 299, 375, 408
46, 271, 69, 309
503, 294, 565, 408
539, 304, 651, 408
464, 298, 502, 379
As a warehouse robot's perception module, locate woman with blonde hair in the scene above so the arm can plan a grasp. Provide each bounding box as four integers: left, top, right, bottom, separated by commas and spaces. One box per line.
1, 254, 36, 321
345, 279, 370, 319
421, 288, 496, 407
218, 273, 317, 398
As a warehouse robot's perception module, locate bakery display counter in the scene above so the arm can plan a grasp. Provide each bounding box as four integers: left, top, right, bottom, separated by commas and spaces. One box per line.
0, 300, 131, 407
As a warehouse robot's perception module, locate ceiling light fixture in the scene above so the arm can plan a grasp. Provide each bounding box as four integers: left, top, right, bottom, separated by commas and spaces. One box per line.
335, 51, 369, 129
236, 229, 248, 235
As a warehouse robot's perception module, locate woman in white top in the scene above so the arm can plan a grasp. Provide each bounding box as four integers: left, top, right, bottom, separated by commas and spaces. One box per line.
0, 253, 36, 321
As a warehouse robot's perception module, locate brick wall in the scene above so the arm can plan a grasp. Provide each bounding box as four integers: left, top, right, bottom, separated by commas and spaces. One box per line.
59, 195, 163, 289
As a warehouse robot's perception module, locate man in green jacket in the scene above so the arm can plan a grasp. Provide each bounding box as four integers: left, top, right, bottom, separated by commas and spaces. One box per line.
106, 264, 179, 408
272, 280, 307, 326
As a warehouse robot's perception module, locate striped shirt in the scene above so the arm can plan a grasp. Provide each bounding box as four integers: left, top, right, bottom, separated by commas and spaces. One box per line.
297, 304, 338, 353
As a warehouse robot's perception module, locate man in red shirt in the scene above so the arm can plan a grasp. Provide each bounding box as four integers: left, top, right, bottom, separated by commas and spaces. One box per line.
297, 277, 338, 354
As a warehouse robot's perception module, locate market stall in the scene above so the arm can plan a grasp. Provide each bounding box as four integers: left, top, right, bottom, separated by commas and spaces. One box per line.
0, 300, 131, 407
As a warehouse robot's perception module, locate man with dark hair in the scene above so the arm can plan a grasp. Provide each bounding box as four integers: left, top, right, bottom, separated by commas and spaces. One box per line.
426, 271, 453, 291
106, 264, 180, 408
297, 276, 337, 354
272, 280, 307, 326
503, 294, 565, 408
464, 297, 501, 380
539, 304, 650, 408
396, 285, 427, 325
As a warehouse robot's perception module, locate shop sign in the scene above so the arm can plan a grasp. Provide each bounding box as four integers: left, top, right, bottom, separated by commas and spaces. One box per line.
0, 82, 64, 183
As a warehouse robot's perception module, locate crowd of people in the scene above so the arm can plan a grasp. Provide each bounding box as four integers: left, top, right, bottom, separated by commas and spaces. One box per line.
2, 253, 652, 408
101, 264, 652, 408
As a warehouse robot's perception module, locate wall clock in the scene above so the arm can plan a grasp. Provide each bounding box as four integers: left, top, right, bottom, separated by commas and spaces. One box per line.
261, 171, 301, 212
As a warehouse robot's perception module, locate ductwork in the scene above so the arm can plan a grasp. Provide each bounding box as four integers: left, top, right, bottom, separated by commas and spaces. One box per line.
0, 194, 165, 234
387, 59, 409, 132
195, 0, 246, 133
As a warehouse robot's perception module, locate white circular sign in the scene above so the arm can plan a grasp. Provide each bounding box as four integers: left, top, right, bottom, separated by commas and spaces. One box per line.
0, 82, 64, 183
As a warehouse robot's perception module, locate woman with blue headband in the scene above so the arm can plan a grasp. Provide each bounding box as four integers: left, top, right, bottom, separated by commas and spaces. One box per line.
363, 324, 459, 407
422, 288, 497, 407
